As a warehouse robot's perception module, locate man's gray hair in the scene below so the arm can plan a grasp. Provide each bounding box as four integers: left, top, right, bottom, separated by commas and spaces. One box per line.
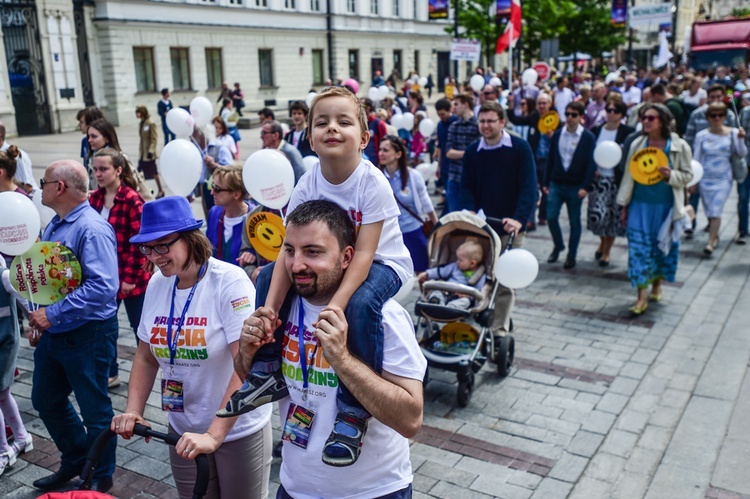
267, 121, 284, 139
53, 161, 89, 197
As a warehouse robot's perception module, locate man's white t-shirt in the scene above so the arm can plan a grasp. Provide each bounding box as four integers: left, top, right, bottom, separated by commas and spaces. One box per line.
288, 160, 414, 285
278, 297, 427, 499
137, 257, 272, 441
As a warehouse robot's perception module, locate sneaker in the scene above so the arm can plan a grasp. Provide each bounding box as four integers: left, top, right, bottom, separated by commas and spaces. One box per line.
108, 376, 121, 389
737, 233, 748, 245
216, 369, 288, 418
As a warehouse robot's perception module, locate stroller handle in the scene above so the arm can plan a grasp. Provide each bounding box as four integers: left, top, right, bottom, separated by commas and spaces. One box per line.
80, 423, 210, 499
485, 216, 516, 250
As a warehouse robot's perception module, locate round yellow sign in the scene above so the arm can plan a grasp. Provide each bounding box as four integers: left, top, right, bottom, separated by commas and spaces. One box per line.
245, 211, 285, 262
537, 111, 560, 134
629, 147, 669, 185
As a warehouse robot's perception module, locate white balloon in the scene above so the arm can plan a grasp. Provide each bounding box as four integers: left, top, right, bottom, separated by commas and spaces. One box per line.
411, 74, 420, 83
243, 149, 295, 210
605, 72, 619, 85
470, 74, 485, 92
489, 77, 502, 87
302, 155, 318, 172
368, 87, 380, 101
495, 249, 539, 289
416, 163, 431, 181
305, 92, 317, 108
593, 140, 622, 169
390, 114, 403, 130
418, 77, 428, 88
393, 276, 417, 303
377, 86, 390, 100
427, 161, 439, 176
31, 189, 55, 227
687, 160, 703, 187
400, 112, 415, 131
159, 139, 202, 197
522, 69, 539, 87
166, 108, 195, 138
0, 191, 41, 255
189, 96, 214, 128
419, 118, 436, 137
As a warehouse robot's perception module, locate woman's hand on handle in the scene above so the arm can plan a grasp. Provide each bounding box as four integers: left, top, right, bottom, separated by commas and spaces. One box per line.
111, 412, 150, 441
175, 432, 222, 460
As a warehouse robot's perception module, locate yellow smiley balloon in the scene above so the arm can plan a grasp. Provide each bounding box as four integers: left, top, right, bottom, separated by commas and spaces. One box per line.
537, 111, 560, 134
629, 147, 669, 185
245, 211, 286, 261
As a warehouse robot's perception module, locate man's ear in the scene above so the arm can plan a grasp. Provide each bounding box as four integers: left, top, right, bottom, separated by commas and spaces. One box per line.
341, 246, 355, 270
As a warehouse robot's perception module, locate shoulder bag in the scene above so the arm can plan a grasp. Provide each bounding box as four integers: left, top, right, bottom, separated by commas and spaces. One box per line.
393, 191, 434, 237
730, 129, 748, 184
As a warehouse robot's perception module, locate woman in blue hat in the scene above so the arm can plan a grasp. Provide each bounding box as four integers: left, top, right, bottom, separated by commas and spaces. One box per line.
110, 196, 272, 499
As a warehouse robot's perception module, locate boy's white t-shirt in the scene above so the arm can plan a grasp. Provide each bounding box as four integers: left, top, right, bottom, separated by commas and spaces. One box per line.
287, 159, 414, 285
278, 297, 427, 499
137, 257, 272, 441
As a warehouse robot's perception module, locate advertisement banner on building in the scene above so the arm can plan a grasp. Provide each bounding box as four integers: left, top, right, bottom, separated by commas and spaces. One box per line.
629, 4, 672, 29
611, 0, 627, 27
450, 39, 481, 61
429, 0, 448, 19
496, 0, 511, 21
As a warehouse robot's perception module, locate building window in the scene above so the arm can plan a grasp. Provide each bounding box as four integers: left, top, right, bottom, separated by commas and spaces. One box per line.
170, 48, 191, 90
393, 50, 402, 78
310, 0, 320, 10
346, 0, 355, 12
312, 49, 324, 85
348, 49, 359, 80
414, 50, 419, 75
256, 0, 267, 7
413, 0, 417, 18
259, 49, 274, 86
392, 0, 399, 16
229, 0, 243, 4
284, 0, 295, 8
370, 0, 377, 14
133, 47, 156, 93
205, 48, 223, 89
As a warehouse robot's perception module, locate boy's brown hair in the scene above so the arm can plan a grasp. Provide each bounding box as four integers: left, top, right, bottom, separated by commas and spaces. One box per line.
307, 86, 369, 143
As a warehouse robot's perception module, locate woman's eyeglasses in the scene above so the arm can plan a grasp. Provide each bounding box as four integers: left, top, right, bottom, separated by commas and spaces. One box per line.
138, 235, 182, 255
641, 115, 659, 122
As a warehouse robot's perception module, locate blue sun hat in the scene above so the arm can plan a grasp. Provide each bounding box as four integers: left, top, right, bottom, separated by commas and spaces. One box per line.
129, 196, 203, 244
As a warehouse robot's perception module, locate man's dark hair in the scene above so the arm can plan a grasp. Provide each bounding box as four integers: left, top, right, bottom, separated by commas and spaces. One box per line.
478, 101, 505, 120
650, 83, 667, 96
258, 107, 275, 119
290, 100, 309, 116
453, 92, 474, 107
76, 106, 105, 126
435, 98, 452, 112
566, 101, 586, 115
286, 200, 355, 250
362, 98, 375, 112
707, 83, 726, 96
160, 88, 169, 97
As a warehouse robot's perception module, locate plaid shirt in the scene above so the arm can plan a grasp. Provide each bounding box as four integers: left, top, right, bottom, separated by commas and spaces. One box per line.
445, 115, 480, 183
89, 185, 151, 299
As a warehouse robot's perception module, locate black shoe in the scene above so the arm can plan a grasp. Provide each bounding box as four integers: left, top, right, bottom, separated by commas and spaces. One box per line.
77, 476, 114, 493
737, 233, 748, 245
594, 250, 603, 261
598, 259, 610, 267
684, 228, 694, 239
217, 369, 289, 418
33, 468, 81, 491
547, 248, 562, 263
563, 257, 576, 270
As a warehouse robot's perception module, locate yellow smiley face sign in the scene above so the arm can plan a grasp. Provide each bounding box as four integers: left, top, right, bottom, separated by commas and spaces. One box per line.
629, 147, 669, 185
245, 211, 286, 261
537, 111, 560, 134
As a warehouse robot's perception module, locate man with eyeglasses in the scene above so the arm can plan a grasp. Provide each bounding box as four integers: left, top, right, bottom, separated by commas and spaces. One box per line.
461, 101, 537, 333
260, 120, 306, 184
543, 101, 596, 270
29, 160, 119, 493
473, 84, 499, 117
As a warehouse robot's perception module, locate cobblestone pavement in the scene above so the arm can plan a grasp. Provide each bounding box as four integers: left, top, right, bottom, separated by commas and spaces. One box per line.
3, 126, 750, 498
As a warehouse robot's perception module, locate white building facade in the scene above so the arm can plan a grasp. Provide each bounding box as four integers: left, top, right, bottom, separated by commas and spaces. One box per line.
0, 0, 454, 135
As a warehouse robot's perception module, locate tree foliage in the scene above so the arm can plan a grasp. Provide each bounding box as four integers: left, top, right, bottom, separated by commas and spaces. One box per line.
729, 7, 750, 19
445, 0, 501, 67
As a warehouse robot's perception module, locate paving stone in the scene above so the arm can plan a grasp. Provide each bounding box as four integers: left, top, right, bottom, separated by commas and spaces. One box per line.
566, 430, 605, 458
530, 478, 574, 499
623, 446, 663, 475
600, 429, 639, 458
581, 410, 616, 435
607, 377, 640, 396
548, 452, 588, 483
411, 472, 439, 493
525, 415, 580, 436
645, 464, 710, 499
610, 471, 650, 499
638, 424, 673, 452
595, 392, 630, 414
430, 480, 494, 499
585, 452, 627, 482
568, 476, 612, 499
122, 455, 172, 481
409, 443, 463, 467
418, 461, 478, 488
471, 476, 533, 499
507, 469, 543, 490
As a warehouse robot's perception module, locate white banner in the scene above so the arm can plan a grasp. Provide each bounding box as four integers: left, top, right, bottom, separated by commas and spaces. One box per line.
450, 39, 481, 62
629, 4, 672, 29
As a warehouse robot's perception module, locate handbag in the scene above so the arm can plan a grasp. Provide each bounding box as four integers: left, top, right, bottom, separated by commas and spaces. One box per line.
393, 193, 434, 237
730, 129, 748, 184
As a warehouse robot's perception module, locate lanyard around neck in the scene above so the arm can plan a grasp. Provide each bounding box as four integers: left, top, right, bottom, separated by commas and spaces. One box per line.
167, 263, 206, 369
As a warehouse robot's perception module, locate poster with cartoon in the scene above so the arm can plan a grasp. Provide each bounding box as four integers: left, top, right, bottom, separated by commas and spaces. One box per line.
9, 242, 82, 305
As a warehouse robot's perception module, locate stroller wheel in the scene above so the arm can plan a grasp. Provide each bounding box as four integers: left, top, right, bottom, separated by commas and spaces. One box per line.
457, 373, 474, 407
495, 335, 515, 377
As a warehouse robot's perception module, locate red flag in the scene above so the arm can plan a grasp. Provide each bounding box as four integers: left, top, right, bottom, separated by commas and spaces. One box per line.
496, 0, 521, 54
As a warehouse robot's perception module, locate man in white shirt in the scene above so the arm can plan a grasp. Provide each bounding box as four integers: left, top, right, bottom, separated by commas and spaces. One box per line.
621, 75, 642, 115
234, 200, 426, 498
553, 77, 575, 123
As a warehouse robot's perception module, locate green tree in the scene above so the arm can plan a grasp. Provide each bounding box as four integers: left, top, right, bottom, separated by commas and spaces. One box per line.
445, 0, 501, 68
729, 7, 750, 18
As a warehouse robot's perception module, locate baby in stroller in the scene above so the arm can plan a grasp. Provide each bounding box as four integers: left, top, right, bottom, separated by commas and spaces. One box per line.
417, 239, 486, 310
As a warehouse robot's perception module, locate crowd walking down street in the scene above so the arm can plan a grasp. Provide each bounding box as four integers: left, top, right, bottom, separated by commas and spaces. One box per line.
0, 58, 750, 499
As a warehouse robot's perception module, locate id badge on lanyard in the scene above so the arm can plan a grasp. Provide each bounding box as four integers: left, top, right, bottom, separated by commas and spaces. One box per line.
161, 264, 204, 413
281, 297, 319, 449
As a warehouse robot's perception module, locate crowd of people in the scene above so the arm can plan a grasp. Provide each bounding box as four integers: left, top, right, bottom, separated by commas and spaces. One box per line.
0, 58, 749, 498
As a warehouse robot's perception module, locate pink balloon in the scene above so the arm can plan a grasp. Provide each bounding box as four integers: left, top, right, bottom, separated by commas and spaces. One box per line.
343, 78, 360, 94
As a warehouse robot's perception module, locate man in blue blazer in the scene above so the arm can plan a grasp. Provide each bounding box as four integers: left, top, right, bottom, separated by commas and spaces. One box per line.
543, 101, 596, 269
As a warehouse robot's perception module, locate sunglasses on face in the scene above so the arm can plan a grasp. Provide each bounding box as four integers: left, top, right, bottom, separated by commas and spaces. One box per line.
707, 113, 726, 119
39, 178, 67, 189
565, 112, 579, 118
641, 115, 659, 122
605, 108, 618, 114
211, 186, 232, 193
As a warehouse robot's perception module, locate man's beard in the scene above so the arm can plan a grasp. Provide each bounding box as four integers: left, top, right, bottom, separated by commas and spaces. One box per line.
291, 260, 343, 302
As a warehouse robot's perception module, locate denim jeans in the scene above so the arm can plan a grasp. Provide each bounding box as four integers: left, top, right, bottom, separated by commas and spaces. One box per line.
738, 176, 750, 235
32, 316, 118, 479
110, 294, 145, 377
253, 261, 402, 413
277, 483, 412, 498
445, 178, 462, 214
546, 182, 584, 259
162, 122, 175, 145
689, 191, 700, 229
534, 157, 548, 222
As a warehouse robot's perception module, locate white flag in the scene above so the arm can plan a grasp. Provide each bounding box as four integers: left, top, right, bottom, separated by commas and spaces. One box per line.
655, 30, 673, 68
